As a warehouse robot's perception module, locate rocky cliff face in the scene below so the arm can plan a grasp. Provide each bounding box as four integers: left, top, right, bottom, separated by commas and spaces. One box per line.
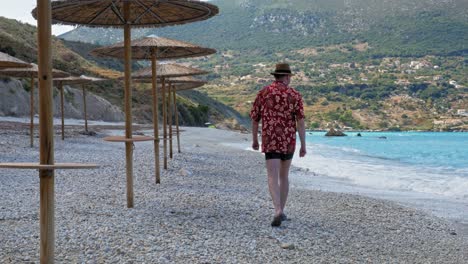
0, 78, 124, 122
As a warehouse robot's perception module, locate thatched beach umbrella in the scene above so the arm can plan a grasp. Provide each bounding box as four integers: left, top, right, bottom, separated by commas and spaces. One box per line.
90, 36, 215, 184
131, 63, 208, 168
32, 0, 218, 209
79, 75, 108, 133
0, 52, 32, 69
0, 2, 96, 263
166, 77, 206, 154
134, 76, 207, 155
0, 64, 70, 147
52, 75, 108, 139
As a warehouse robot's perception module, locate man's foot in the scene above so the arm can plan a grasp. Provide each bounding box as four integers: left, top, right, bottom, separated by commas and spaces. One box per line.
280, 213, 288, 221
271, 215, 282, 227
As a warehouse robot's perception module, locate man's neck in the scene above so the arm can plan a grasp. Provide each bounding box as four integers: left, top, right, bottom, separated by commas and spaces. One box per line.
275, 80, 288, 86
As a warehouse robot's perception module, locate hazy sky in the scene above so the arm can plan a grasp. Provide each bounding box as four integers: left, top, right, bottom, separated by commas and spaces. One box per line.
0, 0, 75, 35
0, 0, 211, 36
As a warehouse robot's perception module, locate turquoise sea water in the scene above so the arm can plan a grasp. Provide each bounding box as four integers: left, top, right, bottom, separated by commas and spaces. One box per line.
306, 131, 468, 170
222, 129, 468, 220
294, 132, 468, 198
290, 132, 468, 220
225, 130, 468, 219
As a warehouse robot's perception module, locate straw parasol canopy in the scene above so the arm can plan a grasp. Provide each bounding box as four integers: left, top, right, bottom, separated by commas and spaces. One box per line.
134, 76, 207, 89
32, 0, 219, 210
167, 76, 207, 85
127, 63, 208, 174
0, 63, 69, 78
90, 36, 216, 59
131, 63, 209, 79
91, 36, 215, 184
52, 76, 109, 139
32, 0, 219, 28
53, 76, 90, 85
80, 75, 108, 83
0, 52, 32, 69
0, 64, 70, 147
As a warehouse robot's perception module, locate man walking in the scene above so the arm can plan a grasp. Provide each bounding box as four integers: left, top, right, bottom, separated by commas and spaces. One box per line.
250, 63, 306, 227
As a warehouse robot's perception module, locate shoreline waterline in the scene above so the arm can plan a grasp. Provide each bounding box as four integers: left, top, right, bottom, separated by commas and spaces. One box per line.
223, 132, 468, 236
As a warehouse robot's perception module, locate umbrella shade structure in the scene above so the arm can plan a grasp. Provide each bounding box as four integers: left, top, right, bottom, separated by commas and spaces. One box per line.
91, 36, 215, 183
132, 63, 209, 79
0, 64, 70, 147
134, 77, 206, 154
166, 80, 206, 155
90, 36, 216, 60
53, 77, 91, 141
80, 75, 108, 133
0, 63, 70, 78
0, 52, 32, 69
34, 0, 219, 28
52, 76, 108, 139
134, 76, 207, 90
130, 63, 208, 169
33, 0, 219, 215
1, 2, 96, 263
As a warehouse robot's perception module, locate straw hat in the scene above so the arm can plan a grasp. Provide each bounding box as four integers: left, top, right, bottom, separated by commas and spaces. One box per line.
271, 63, 294, 76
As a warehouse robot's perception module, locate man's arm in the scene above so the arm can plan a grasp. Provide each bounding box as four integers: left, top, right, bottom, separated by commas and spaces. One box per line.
297, 118, 306, 157
252, 120, 259, 150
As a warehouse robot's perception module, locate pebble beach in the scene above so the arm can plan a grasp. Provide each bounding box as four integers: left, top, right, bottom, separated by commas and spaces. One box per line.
0, 122, 467, 263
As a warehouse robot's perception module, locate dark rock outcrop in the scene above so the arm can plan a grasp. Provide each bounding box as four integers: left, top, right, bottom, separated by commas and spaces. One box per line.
325, 128, 347, 137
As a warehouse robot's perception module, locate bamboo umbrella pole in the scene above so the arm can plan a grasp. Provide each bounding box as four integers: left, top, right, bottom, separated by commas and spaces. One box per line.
168, 82, 173, 159
30, 75, 35, 148
123, 2, 134, 208
37, 0, 55, 262
162, 77, 167, 170
151, 51, 160, 184
82, 84, 88, 132
173, 86, 181, 153
59, 82, 65, 140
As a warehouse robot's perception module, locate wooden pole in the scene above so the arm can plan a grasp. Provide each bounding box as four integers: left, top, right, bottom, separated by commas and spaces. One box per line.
82, 85, 88, 132
168, 82, 173, 159
151, 52, 160, 184
162, 78, 167, 170
123, 2, 134, 208
173, 86, 181, 153
59, 83, 65, 140
37, 0, 55, 262
30, 75, 35, 148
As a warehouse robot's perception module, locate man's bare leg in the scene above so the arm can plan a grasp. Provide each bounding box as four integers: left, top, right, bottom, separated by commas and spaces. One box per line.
279, 159, 292, 212
266, 159, 282, 217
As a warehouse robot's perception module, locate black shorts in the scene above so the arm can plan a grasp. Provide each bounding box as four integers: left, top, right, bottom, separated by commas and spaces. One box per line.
265, 152, 294, 161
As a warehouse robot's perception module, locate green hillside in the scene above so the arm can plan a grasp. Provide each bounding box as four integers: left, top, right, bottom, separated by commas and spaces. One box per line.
0, 16, 247, 127
61, 0, 468, 57
59, 0, 468, 131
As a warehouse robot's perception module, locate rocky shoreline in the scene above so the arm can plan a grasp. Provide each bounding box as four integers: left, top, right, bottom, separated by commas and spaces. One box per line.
0, 124, 467, 263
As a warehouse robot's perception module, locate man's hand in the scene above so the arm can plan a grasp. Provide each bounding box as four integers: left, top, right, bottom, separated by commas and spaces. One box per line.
299, 145, 307, 157
252, 140, 259, 151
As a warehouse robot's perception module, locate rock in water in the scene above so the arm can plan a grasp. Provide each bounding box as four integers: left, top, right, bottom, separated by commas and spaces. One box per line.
325, 128, 347, 137
179, 168, 192, 176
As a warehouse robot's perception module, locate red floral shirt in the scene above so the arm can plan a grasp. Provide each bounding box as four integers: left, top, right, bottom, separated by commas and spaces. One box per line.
250, 81, 305, 154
